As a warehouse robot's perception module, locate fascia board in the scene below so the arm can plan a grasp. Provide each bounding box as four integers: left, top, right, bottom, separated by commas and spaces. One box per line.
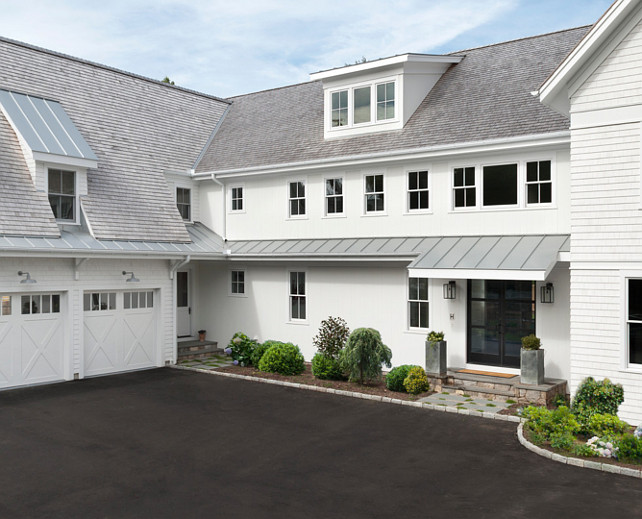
33, 151, 98, 169
194, 132, 570, 180
407, 268, 547, 281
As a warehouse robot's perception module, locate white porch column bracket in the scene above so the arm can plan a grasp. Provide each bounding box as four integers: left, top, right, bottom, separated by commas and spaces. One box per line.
169, 255, 191, 280
74, 257, 89, 281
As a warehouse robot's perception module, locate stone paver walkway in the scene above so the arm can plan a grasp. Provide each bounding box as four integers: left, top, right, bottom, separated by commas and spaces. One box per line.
419, 391, 514, 414
177, 353, 234, 370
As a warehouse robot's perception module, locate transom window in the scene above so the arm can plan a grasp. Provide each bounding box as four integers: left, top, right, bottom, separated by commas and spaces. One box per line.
408, 170, 429, 211
325, 178, 344, 215
84, 292, 116, 312
376, 82, 395, 121
124, 291, 154, 309
288, 181, 306, 217
627, 279, 642, 365
365, 174, 384, 213
408, 277, 429, 329
0, 295, 10, 316
231, 270, 245, 295
454, 167, 476, 208
231, 186, 244, 211
48, 169, 75, 221
483, 164, 518, 206
176, 187, 191, 221
331, 90, 348, 127
289, 271, 306, 321
526, 160, 552, 204
22, 294, 60, 315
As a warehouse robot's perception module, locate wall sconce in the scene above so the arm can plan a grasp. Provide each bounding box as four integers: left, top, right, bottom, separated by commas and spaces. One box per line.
122, 271, 140, 283
443, 281, 456, 300
540, 282, 554, 304
18, 271, 37, 284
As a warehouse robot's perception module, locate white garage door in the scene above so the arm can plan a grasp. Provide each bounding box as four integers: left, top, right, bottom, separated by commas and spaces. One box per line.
0, 293, 65, 388
83, 290, 158, 377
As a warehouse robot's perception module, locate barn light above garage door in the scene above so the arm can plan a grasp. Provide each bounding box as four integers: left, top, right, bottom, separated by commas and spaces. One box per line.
122, 271, 140, 283
17, 271, 36, 284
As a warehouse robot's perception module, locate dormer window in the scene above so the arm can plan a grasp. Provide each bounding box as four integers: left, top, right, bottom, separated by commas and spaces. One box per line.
377, 82, 395, 121
48, 169, 76, 222
328, 80, 397, 131
331, 90, 348, 127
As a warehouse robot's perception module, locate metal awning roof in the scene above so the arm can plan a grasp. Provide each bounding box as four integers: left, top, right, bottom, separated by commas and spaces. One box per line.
0, 89, 98, 167
408, 235, 569, 281
0, 223, 225, 258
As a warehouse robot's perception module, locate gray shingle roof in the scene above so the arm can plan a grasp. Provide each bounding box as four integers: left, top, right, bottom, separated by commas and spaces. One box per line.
196, 27, 589, 174
0, 113, 60, 237
0, 37, 229, 242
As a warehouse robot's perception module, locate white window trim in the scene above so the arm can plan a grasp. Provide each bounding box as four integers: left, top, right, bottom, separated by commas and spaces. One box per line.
407, 276, 430, 331
286, 179, 308, 220
287, 269, 308, 324
621, 271, 642, 372
175, 186, 192, 223
450, 157, 556, 212
405, 168, 432, 214
324, 176, 345, 217
363, 172, 386, 216
327, 76, 399, 133
229, 269, 247, 298
47, 167, 79, 224
229, 184, 246, 214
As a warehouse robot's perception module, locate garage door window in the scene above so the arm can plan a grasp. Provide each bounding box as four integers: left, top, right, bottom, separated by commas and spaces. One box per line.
21, 294, 60, 315
1, 295, 10, 316
124, 291, 154, 310
84, 292, 116, 312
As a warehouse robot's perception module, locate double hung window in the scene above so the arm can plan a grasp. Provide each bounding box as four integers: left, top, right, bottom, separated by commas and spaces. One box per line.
627, 279, 642, 365
289, 181, 306, 217
289, 271, 306, 320
408, 171, 429, 211
48, 169, 76, 221
365, 174, 384, 213
408, 277, 429, 329
325, 178, 344, 215
526, 160, 552, 204
231, 270, 245, 295
231, 186, 244, 211
453, 167, 476, 208
176, 187, 191, 221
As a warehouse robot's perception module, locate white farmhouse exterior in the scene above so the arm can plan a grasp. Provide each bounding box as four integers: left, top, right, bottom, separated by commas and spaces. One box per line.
0, 0, 641, 424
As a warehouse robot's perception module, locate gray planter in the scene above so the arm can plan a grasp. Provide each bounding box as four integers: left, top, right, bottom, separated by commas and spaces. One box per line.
520, 349, 545, 385
425, 340, 447, 375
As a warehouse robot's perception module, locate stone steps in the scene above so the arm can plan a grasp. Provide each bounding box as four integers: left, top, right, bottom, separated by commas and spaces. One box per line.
177, 340, 221, 361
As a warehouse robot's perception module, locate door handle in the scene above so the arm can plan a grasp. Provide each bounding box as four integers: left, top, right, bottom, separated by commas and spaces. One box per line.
188, 307, 191, 315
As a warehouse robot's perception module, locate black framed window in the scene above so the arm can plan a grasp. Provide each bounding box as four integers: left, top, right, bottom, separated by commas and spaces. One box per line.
289, 271, 306, 320
325, 178, 344, 215
48, 169, 75, 221
231, 187, 244, 211
231, 270, 245, 294
408, 277, 429, 328
628, 279, 642, 365
289, 181, 306, 217
483, 164, 518, 206
365, 174, 384, 213
453, 167, 476, 208
408, 171, 429, 211
526, 160, 552, 204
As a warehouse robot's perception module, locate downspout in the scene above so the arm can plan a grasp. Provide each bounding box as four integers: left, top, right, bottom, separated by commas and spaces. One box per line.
211, 174, 227, 241
170, 255, 191, 280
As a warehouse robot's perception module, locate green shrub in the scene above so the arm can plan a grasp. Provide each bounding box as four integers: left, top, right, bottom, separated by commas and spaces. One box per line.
258, 342, 305, 375
250, 340, 278, 367
523, 405, 580, 441
313, 316, 350, 359
571, 377, 624, 431
550, 431, 575, 451
403, 366, 430, 395
311, 353, 345, 380
426, 331, 444, 343
340, 328, 392, 385
521, 334, 541, 351
386, 365, 416, 392
586, 413, 630, 438
572, 443, 597, 458
226, 332, 258, 367
552, 393, 569, 408
617, 434, 642, 462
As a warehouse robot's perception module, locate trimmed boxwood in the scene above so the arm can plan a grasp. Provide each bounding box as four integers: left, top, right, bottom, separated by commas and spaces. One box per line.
258, 342, 305, 375
385, 365, 416, 392
311, 353, 345, 380
251, 340, 279, 367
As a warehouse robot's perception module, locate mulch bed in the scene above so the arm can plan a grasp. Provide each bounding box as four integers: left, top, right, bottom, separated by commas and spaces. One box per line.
215, 363, 434, 401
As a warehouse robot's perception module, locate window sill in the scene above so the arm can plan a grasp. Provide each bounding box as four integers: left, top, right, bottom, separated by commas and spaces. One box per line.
362, 212, 387, 217
404, 328, 429, 335
228, 210, 246, 215
286, 216, 309, 221
403, 210, 432, 216
286, 320, 309, 326
322, 214, 347, 219
620, 366, 642, 374
448, 205, 557, 214
228, 293, 248, 298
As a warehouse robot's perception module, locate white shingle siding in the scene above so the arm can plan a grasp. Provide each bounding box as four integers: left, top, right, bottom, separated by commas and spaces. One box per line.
568, 16, 642, 424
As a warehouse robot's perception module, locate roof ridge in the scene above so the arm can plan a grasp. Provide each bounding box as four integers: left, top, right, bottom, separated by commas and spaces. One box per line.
448, 24, 593, 55
226, 79, 319, 101
0, 35, 230, 105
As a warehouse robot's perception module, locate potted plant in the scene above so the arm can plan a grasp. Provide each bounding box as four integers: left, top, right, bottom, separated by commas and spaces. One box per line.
198, 329, 207, 342
425, 331, 446, 376
520, 334, 544, 385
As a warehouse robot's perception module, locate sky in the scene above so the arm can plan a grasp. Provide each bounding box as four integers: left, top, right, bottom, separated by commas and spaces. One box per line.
1, 0, 615, 98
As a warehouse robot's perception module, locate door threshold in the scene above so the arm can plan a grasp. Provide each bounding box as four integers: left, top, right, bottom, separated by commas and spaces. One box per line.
464, 364, 520, 376
177, 336, 196, 343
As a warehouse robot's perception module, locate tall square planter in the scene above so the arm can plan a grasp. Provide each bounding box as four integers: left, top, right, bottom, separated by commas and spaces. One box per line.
520, 349, 545, 385
425, 340, 447, 376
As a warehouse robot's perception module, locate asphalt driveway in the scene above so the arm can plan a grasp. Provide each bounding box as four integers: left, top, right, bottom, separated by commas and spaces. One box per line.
1, 369, 640, 518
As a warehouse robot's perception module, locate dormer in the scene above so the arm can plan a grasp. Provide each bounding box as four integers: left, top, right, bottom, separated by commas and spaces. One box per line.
0, 89, 97, 226
311, 53, 462, 139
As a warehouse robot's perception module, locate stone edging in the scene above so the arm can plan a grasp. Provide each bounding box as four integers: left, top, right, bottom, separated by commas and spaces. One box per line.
517, 422, 642, 479
169, 364, 522, 423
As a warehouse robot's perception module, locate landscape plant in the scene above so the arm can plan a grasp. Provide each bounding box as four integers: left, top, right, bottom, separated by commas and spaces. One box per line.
311, 353, 345, 380
522, 405, 580, 447
313, 316, 350, 359
385, 365, 416, 392
426, 331, 444, 343
402, 366, 430, 395
226, 332, 258, 367
571, 377, 624, 431
521, 334, 541, 350
258, 341, 305, 375
250, 340, 279, 367
340, 328, 392, 385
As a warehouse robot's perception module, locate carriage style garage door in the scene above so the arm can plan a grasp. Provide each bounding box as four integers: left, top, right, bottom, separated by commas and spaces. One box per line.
0, 293, 65, 388
83, 290, 158, 377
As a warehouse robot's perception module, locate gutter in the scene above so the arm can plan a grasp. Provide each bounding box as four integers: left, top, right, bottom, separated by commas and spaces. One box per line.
170, 255, 191, 280
193, 131, 570, 180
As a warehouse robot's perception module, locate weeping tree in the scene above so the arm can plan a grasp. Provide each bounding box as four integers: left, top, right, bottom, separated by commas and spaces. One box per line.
340, 328, 392, 385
